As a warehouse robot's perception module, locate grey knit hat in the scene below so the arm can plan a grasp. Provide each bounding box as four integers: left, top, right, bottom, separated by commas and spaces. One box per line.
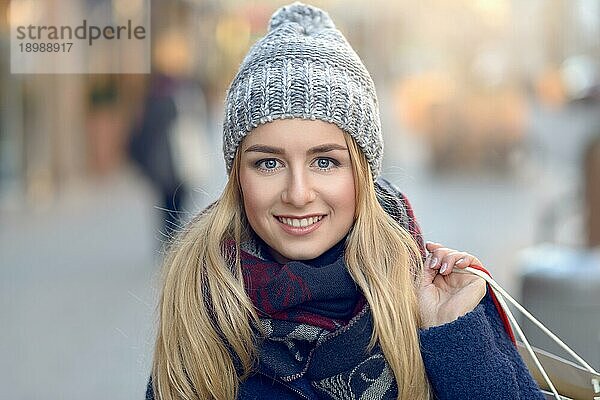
222, 2, 383, 179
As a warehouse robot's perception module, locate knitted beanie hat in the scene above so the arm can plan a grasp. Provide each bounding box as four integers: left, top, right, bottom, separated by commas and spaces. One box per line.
222, 2, 383, 179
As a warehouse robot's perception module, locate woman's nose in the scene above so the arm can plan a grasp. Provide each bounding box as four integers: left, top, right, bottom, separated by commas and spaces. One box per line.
281, 170, 317, 206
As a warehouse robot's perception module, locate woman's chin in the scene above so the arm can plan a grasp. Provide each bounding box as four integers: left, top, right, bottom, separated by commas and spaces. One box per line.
271, 246, 325, 263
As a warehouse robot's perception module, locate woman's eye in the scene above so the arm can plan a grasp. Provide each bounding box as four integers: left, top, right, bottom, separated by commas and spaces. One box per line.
314, 157, 338, 170
256, 159, 281, 171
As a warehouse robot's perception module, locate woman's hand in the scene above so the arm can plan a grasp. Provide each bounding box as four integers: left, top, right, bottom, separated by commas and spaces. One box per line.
418, 241, 486, 329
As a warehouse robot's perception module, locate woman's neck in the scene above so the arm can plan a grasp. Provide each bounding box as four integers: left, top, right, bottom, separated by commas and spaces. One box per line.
256, 233, 347, 267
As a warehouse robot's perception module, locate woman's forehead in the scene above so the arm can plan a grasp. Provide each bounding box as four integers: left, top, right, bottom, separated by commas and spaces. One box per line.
241, 119, 347, 151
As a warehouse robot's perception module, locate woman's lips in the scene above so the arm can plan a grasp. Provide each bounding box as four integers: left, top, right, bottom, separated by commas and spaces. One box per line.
274, 215, 326, 236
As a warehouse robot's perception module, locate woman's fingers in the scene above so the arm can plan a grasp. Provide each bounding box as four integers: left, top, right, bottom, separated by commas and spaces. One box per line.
426, 246, 459, 270
453, 254, 482, 270
425, 242, 448, 269
425, 241, 444, 251
425, 241, 482, 276
437, 251, 464, 275
445, 253, 483, 275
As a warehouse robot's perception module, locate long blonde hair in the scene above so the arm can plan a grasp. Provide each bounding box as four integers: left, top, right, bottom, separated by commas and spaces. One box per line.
151, 132, 431, 399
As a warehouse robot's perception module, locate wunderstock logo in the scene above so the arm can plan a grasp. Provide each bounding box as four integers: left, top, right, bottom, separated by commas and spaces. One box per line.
10, 0, 151, 74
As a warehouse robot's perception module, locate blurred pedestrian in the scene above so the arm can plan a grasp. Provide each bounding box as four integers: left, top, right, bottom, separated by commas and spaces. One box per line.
146, 3, 544, 399
129, 73, 187, 237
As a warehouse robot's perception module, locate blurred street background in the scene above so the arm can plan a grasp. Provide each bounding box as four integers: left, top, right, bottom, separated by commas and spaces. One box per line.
1, 0, 600, 398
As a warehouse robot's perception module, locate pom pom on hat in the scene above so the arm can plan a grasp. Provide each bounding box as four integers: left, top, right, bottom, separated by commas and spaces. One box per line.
268, 2, 335, 35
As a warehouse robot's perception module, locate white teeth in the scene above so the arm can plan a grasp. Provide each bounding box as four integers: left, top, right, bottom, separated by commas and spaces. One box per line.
278, 215, 323, 228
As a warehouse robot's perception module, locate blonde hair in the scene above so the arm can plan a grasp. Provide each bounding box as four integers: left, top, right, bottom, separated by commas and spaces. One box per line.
151, 132, 431, 399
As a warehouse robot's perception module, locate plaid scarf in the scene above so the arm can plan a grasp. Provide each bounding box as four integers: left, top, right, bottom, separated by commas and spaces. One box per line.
238, 234, 365, 332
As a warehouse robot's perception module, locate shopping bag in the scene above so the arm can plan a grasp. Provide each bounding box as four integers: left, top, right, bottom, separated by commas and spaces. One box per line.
517, 342, 600, 399
455, 267, 600, 400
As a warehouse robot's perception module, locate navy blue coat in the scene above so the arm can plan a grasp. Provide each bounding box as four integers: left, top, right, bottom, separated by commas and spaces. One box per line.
146, 290, 543, 399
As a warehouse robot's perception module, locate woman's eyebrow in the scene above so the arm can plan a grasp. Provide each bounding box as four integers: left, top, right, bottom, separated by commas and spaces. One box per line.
244, 144, 284, 154
244, 143, 348, 154
307, 144, 348, 154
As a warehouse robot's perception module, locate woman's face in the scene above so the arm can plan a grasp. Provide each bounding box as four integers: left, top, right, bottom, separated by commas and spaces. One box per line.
239, 119, 356, 263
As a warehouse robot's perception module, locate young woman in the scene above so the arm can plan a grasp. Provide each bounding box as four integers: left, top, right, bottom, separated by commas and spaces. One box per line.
146, 3, 544, 399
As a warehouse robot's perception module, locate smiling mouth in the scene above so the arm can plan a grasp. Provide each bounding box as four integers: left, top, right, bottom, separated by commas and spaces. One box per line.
276, 215, 324, 228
